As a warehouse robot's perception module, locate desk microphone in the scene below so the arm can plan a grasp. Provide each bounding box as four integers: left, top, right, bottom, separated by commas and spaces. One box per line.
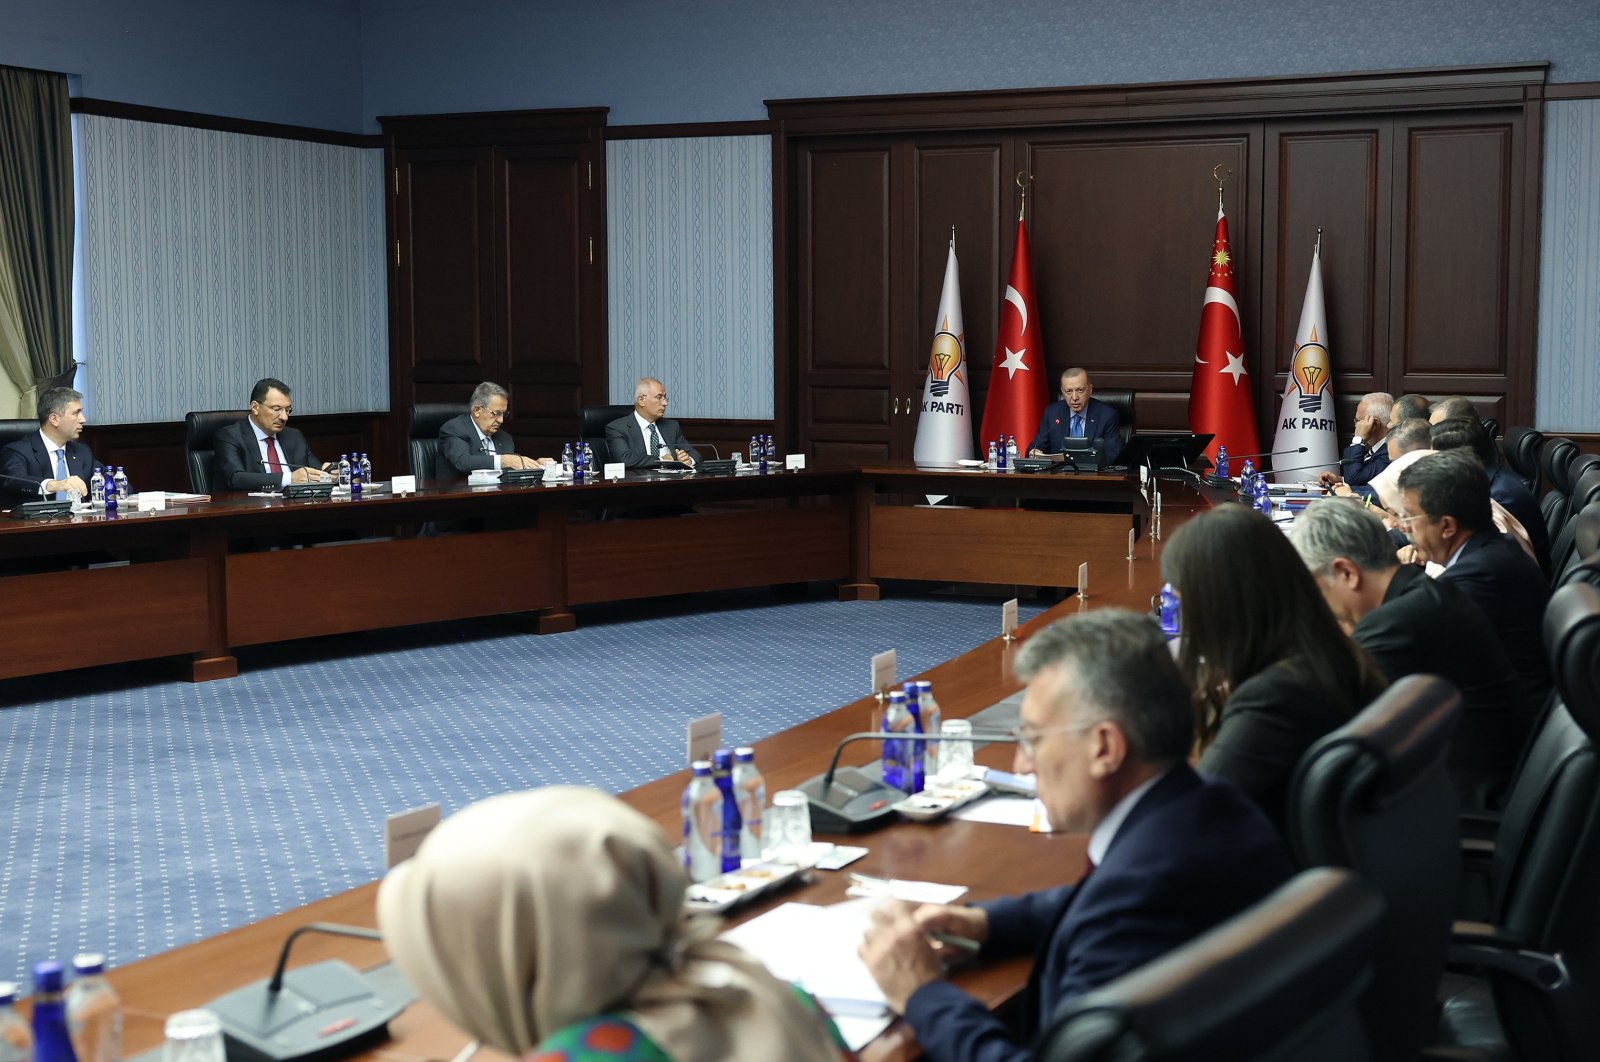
796, 729, 1017, 833
260, 459, 333, 479
1220, 446, 1309, 464
203, 921, 409, 1062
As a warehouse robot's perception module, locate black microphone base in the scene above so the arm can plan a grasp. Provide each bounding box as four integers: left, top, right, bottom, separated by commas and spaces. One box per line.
695, 458, 737, 476
11, 499, 73, 519
205, 959, 406, 1062
796, 766, 905, 833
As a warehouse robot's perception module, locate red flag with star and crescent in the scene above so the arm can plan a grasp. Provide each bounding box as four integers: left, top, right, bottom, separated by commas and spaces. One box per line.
1187, 208, 1260, 465
979, 216, 1048, 446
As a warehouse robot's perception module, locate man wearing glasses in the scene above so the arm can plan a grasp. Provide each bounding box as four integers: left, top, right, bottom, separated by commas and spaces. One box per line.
215, 378, 334, 492
859, 610, 1291, 1062
605, 377, 702, 468
436, 381, 550, 477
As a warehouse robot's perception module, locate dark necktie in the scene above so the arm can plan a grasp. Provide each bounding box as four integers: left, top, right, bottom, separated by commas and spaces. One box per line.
649, 423, 664, 458
264, 436, 283, 474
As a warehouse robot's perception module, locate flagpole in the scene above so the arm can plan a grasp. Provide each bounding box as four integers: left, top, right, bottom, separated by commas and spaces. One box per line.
1212, 164, 1231, 213
1015, 171, 1033, 223
1314, 227, 1322, 256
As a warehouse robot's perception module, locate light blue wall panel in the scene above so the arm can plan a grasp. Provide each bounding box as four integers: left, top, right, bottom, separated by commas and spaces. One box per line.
77, 115, 388, 423
607, 135, 773, 420
1537, 98, 1600, 433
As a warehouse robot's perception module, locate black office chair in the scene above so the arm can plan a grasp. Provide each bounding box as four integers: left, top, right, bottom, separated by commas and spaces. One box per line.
0, 418, 36, 453
1290, 675, 1461, 1062
1439, 582, 1600, 1061
579, 403, 634, 466
1539, 438, 1580, 544
1036, 868, 1382, 1062
1557, 552, 1600, 592
1551, 497, 1600, 587
407, 403, 459, 482
1094, 388, 1137, 450
183, 410, 248, 494
1479, 418, 1501, 445
1501, 427, 1543, 495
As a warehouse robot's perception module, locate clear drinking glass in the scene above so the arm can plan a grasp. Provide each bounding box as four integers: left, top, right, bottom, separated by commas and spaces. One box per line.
163, 1010, 225, 1062
934, 719, 975, 778
763, 789, 812, 859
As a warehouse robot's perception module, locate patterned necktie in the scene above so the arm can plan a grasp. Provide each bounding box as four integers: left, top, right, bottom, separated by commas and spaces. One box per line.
53, 448, 70, 499
1072, 413, 1084, 439
649, 423, 664, 458
264, 436, 283, 474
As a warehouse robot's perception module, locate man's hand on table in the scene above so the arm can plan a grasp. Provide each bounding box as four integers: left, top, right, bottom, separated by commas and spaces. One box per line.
859, 900, 988, 1013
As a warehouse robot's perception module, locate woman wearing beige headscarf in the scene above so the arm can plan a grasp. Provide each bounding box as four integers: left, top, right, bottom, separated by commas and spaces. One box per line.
377, 786, 853, 1062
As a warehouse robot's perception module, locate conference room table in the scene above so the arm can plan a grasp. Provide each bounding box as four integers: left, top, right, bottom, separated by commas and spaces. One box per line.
0, 461, 1153, 683
70, 475, 1211, 1062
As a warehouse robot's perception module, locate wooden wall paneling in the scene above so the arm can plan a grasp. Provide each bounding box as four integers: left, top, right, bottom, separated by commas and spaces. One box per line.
794, 140, 898, 462
913, 137, 1007, 452
1019, 128, 1256, 420
1261, 121, 1391, 436
1389, 114, 1527, 420
498, 143, 596, 454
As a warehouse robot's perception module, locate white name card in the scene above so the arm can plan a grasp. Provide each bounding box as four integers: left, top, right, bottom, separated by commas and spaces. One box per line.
785, 453, 807, 470
1002, 598, 1019, 640
391, 474, 417, 495
871, 649, 897, 697
604, 461, 626, 481
1077, 561, 1090, 599
136, 491, 166, 512
688, 712, 723, 766
385, 802, 440, 868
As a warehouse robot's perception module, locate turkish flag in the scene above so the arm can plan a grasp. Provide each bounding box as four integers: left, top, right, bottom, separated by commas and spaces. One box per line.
979, 218, 1048, 447
1187, 208, 1260, 465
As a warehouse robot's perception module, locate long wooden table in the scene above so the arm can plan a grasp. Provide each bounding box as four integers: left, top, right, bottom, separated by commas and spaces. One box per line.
0, 463, 1150, 683
79, 481, 1208, 1062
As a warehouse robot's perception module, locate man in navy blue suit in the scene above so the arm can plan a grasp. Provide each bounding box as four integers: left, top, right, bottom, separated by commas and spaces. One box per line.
1027, 368, 1123, 464
0, 387, 103, 509
859, 610, 1292, 1062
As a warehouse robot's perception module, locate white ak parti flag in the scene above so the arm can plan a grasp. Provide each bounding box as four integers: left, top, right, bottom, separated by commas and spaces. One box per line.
913, 235, 975, 467
1270, 238, 1340, 483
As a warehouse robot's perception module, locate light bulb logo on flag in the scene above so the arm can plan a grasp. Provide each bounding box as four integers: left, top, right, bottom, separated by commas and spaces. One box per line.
1290, 337, 1331, 413
928, 330, 963, 397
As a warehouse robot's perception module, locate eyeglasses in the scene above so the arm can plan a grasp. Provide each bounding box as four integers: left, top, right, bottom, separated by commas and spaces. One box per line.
260, 403, 292, 416
642, 392, 668, 402
1010, 719, 1097, 758
481, 408, 507, 420
1395, 512, 1432, 530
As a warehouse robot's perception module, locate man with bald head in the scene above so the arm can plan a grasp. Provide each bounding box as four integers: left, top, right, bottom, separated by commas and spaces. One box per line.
604, 377, 702, 469
1332, 391, 1393, 489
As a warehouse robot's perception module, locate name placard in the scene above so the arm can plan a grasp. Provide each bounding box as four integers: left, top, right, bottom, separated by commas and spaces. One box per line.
604, 462, 626, 481
871, 648, 897, 697
687, 712, 723, 765
136, 491, 166, 512
1002, 598, 1019, 640
391, 474, 417, 495
385, 802, 440, 868
785, 454, 807, 470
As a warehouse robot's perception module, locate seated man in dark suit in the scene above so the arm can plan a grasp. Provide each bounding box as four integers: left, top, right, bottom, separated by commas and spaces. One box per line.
1027, 367, 1123, 464
213, 377, 333, 492
436, 381, 550, 477
859, 610, 1292, 1062
1430, 416, 1551, 575
604, 377, 702, 468
0, 387, 103, 509
1397, 450, 1553, 711
1319, 390, 1393, 491
1292, 497, 1532, 803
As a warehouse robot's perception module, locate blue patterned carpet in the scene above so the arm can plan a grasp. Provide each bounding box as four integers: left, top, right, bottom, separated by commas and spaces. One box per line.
0, 587, 1043, 987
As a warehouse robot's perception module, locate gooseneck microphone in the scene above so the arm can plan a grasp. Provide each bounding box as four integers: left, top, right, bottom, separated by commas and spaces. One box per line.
796, 729, 1017, 832
266, 922, 383, 994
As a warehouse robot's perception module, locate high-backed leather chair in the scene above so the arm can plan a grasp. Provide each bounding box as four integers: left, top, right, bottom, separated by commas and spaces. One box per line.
1440, 582, 1600, 1061
1557, 553, 1600, 592
183, 410, 248, 494
1036, 868, 1382, 1062
1569, 466, 1600, 513
579, 403, 634, 465
1540, 438, 1580, 543
1551, 496, 1600, 587
1502, 426, 1543, 495
1480, 417, 1501, 445
407, 403, 459, 482
0, 418, 36, 454
1094, 388, 1136, 449
1290, 675, 1461, 1062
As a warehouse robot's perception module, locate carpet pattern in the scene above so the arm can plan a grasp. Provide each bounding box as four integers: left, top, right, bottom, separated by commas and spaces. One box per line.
0, 588, 1043, 987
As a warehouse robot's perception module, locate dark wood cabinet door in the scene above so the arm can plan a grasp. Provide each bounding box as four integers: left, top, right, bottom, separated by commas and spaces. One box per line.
393, 146, 496, 392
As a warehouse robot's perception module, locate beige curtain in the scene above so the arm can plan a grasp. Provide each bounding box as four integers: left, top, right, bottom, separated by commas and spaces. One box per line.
0, 65, 74, 414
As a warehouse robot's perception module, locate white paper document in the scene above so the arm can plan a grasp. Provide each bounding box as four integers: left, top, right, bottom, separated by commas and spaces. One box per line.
720, 899, 893, 1049
950, 794, 1054, 831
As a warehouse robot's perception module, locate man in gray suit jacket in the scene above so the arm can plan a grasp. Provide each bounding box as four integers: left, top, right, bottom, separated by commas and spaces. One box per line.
605, 377, 703, 468
436, 381, 549, 477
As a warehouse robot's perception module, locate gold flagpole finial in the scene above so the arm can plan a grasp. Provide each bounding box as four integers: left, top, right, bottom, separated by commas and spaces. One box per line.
1212, 164, 1232, 212
1015, 171, 1034, 223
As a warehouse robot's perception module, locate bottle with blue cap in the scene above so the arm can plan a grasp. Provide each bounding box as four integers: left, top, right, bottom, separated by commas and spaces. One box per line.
1215, 445, 1230, 479
1254, 473, 1272, 514
0, 981, 31, 1062
1157, 583, 1182, 639
29, 963, 76, 1062
338, 454, 352, 490
902, 681, 928, 792
881, 690, 914, 794
680, 761, 721, 883
915, 679, 943, 763
731, 747, 765, 862
65, 955, 120, 1062
711, 749, 743, 873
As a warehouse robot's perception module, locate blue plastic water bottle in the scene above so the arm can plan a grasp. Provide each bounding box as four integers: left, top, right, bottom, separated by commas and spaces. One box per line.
1215, 445, 1230, 479
712, 748, 742, 873
997, 438, 1009, 472
573, 441, 586, 482
102, 468, 117, 515
1158, 583, 1182, 639
1254, 473, 1272, 514
902, 681, 927, 792
881, 690, 914, 793
30, 962, 77, 1062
